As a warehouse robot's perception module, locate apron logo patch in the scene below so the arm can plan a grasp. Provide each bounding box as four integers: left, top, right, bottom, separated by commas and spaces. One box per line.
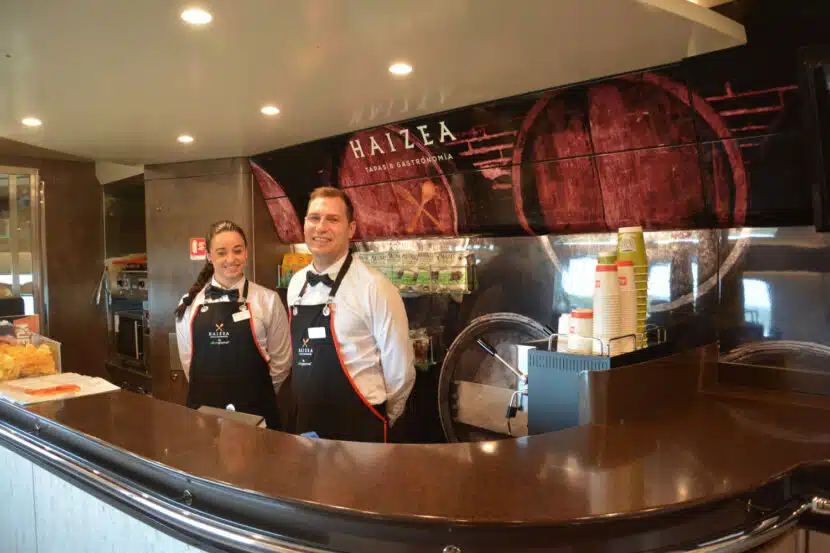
208, 324, 231, 346
297, 337, 314, 366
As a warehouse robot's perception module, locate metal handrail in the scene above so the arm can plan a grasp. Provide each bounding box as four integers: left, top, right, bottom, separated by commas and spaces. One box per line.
671, 500, 809, 552
0, 422, 332, 553
1, 418, 830, 553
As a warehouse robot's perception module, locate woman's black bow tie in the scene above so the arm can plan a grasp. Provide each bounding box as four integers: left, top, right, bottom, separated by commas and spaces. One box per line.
306, 272, 334, 287
205, 285, 240, 301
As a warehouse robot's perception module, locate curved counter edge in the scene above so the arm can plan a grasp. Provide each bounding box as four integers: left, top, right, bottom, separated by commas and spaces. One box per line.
6, 390, 830, 552
0, 422, 323, 553
1, 417, 827, 553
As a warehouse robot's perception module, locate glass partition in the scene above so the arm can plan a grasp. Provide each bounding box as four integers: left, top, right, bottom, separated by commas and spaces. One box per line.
0, 168, 44, 323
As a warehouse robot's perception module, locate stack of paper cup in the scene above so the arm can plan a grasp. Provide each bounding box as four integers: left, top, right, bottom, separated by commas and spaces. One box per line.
556, 313, 570, 352
617, 226, 648, 348
592, 254, 621, 356
568, 309, 593, 355
616, 260, 637, 354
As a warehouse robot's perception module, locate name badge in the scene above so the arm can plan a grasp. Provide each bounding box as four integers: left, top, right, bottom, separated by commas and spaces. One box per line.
308, 327, 326, 340
232, 310, 251, 323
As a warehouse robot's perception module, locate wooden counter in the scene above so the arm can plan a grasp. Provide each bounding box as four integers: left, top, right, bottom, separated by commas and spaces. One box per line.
4, 385, 830, 552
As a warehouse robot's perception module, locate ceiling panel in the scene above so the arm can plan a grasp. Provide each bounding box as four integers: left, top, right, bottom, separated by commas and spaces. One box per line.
0, 0, 744, 164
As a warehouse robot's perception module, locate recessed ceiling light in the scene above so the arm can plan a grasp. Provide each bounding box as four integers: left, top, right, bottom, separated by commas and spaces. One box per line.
181, 8, 212, 25
389, 62, 413, 76
177, 134, 194, 144
21, 117, 42, 127
260, 105, 280, 116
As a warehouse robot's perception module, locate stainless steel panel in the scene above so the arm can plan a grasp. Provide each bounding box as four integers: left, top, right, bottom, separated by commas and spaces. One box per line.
718, 227, 830, 378
453, 380, 528, 436
144, 158, 250, 181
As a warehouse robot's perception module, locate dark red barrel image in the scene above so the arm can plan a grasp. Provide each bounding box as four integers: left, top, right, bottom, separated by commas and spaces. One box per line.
511, 72, 747, 234
250, 161, 304, 244
337, 125, 463, 240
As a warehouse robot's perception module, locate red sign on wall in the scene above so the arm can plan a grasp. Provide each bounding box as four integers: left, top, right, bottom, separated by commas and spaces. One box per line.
189, 238, 207, 261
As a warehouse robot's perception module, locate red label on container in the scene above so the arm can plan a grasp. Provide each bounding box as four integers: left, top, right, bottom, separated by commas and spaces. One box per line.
190, 238, 207, 261
619, 276, 628, 286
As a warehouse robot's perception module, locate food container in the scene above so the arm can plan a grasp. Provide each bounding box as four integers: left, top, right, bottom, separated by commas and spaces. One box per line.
397, 253, 416, 292
415, 252, 434, 293
385, 252, 403, 286
0, 333, 62, 382
279, 252, 313, 288
409, 328, 432, 371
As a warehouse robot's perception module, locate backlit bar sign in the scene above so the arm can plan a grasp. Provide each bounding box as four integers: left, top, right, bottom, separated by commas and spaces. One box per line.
190, 238, 207, 261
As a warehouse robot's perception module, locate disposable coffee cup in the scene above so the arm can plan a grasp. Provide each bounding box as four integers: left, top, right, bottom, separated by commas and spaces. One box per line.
617, 227, 647, 267
569, 308, 594, 355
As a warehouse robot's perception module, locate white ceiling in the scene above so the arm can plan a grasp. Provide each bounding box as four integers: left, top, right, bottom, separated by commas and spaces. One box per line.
0, 0, 744, 165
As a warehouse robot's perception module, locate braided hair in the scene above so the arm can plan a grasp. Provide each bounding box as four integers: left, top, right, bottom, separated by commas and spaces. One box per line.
175, 220, 248, 321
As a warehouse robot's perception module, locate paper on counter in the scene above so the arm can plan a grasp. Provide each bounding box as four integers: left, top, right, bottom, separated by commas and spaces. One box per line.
0, 372, 119, 405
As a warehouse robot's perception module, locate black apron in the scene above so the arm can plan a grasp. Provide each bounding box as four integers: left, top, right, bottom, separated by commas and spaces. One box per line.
187, 280, 281, 430
289, 254, 388, 443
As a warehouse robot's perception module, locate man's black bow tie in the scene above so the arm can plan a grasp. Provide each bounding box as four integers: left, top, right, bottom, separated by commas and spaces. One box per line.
306, 272, 335, 287
205, 285, 240, 301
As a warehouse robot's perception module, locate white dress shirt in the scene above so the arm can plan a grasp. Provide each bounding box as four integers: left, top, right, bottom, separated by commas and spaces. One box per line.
287, 254, 415, 425
175, 276, 292, 392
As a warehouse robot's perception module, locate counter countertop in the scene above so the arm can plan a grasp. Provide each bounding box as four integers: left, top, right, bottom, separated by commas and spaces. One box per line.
17, 388, 830, 525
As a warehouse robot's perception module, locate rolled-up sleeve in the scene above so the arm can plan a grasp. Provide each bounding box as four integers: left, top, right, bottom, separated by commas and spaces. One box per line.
370, 279, 415, 425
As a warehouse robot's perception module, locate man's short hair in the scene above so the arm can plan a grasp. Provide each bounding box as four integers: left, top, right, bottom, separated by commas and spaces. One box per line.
308, 186, 354, 222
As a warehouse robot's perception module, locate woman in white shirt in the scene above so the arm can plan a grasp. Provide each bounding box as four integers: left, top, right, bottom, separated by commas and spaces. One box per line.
174, 220, 291, 429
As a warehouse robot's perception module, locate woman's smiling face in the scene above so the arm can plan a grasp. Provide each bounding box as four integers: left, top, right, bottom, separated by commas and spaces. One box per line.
207, 230, 247, 286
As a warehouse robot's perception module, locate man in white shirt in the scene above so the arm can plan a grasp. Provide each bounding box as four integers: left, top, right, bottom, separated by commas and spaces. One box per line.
287, 187, 415, 442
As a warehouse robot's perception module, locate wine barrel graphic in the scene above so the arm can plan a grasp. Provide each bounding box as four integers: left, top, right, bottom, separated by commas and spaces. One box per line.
250, 161, 304, 244
337, 125, 464, 240
512, 72, 748, 234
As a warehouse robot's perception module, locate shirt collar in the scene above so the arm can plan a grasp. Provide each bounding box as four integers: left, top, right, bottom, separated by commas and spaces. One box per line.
210, 276, 245, 291
310, 252, 349, 278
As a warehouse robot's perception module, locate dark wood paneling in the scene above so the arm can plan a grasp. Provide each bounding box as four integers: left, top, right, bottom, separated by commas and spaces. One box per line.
0, 154, 107, 378
0, 138, 90, 162
145, 158, 255, 403
104, 175, 146, 258
251, 179, 287, 291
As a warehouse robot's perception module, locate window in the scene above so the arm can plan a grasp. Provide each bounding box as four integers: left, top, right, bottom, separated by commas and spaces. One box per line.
742, 278, 772, 337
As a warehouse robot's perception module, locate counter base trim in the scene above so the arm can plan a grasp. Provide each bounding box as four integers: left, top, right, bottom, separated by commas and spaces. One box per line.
0, 421, 330, 553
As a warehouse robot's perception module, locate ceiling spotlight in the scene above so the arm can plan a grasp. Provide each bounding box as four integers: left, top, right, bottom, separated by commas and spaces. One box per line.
177, 134, 194, 144
389, 62, 413, 76
21, 117, 42, 127
260, 105, 280, 116
181, 8, 212, 25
